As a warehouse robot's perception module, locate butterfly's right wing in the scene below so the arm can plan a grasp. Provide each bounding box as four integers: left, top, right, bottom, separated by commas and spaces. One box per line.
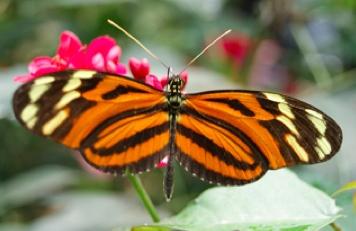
175, 90, 342, 185
13, 70, 170, 174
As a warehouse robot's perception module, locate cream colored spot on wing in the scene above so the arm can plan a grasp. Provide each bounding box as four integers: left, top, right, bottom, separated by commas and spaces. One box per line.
307, 114, 327, 135
55, 91, 81, 110
277, 115, 299, 136
72, 70, 96, 79
278, 103, 295, 119
317, 137, 332, 155
29, 84, 50, 102
305, 109, 323, 119
264, 93, 286, 103
34, 76, 55, 85
26, 117, 38, 129
285, 134, 309, 162
315, 146, 325, 160
21, 104, 38, 123
63, 79, 82, 92
42, 110, 69, 135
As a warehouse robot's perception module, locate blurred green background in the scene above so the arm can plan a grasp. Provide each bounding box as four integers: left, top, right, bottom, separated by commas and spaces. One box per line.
0, 0, 355, 230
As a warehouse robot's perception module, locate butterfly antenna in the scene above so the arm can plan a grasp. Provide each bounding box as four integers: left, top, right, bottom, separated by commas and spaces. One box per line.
179, 29, 232, 75
107, 19, 170, 69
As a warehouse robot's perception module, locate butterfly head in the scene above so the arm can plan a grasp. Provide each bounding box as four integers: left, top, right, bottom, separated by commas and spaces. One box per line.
168, 75, 185, 93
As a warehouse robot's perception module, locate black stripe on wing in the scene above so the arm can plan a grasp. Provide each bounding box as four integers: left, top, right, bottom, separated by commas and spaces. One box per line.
176, 124, 260, 170
180, 106, 267, 161
177, 150, 261, 185
81, 103, 168, 147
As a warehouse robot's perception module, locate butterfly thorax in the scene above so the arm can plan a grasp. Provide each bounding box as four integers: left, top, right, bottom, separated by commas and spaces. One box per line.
167, 75, 184, 112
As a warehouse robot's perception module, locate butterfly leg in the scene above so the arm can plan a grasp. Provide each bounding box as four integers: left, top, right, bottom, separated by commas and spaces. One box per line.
164, 113, 177, 201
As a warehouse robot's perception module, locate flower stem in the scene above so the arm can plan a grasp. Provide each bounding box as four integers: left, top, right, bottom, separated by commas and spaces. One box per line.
330, 222, 342, 231
291, 24, 333, 88
127, 174, 160, 222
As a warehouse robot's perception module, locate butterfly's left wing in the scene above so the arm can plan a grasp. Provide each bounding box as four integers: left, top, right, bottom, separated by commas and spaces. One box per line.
13, 70, 170, 174
175, 90, 342, 185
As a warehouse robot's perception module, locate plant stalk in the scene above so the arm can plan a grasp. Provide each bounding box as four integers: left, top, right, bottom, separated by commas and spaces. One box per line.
127, 174, 161, 222
330, 222, 342, 231
291, 24, 333, 87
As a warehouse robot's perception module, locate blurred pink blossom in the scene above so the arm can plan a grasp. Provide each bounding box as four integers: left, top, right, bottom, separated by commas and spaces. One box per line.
145, 74, 164, 91
221, 33, 251, 65
129, 57, 150, 80
128, 57, 165, 90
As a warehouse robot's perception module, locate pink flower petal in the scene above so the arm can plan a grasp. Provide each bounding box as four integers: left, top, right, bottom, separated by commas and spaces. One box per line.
16, 32, 129, 84
160, 75, 168, 88
107, 45, 121, 63
129, 57, 150, 80
91, 53, 106, 72
34, 66, 63, 77
156, 156, 168, 168
145, 74, 163, 91
68, 49, 88, 69
57, 31, 83, 62
86, 36, 117, 59
116, 63, 127, 75
180, 71, 188, 89
84, 36, 123, 74
113, 63, 127, 75
13, 74, 36, 83
106, 61, 116, 74
105, 46, 122, 73
28, 56, 63, 77
28, 56, 54, 74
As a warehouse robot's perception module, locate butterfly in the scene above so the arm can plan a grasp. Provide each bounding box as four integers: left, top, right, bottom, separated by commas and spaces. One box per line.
12, 69, 342, 200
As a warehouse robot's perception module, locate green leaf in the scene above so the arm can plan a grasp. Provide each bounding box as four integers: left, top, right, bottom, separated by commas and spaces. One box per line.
155, 170, 341, 231
332, 181, 356, 197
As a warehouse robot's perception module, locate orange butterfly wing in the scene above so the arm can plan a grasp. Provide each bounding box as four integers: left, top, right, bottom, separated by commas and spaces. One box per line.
175, 90, 342, 185
13, 70, 169, 174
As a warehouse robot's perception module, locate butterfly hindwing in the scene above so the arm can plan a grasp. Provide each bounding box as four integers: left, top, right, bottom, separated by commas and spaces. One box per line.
176, 110, 268, 185
13, 70, 170, 174
175, 90, 342, 185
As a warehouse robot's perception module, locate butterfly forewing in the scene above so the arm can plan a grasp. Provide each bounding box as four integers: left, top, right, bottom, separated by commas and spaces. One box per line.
13, 70, 169, 174
175, 90, 342, 185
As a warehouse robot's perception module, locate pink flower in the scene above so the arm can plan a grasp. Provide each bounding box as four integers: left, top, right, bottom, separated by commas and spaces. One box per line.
156, 156, 168, 168
14, 56, 65, 83
145, 74, 163, 91
15, 30, 189, 97
129, 58, 150, 80
128, 57, 166, 91
15, 31, 127, 83
57, 31, 83, 64
179, 71, 188, 89
70, 36, 126, 75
